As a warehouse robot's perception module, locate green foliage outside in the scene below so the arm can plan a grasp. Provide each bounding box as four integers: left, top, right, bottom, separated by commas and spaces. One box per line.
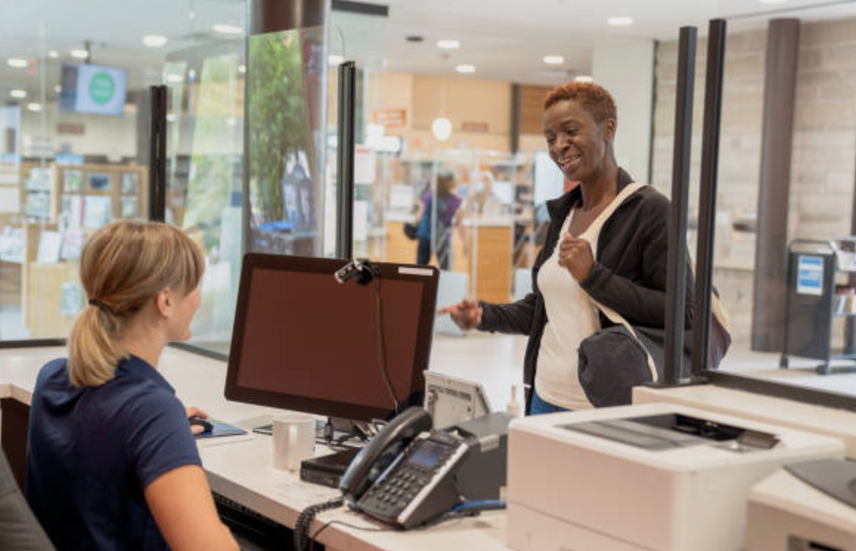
247, 30, 308, 224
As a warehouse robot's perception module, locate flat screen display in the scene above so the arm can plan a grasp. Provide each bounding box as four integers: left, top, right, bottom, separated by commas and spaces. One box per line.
59, 63, 127, 116
225, 254, 439, 421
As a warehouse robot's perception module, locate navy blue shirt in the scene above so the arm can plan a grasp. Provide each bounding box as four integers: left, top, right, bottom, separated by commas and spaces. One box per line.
26, 355, 201, 551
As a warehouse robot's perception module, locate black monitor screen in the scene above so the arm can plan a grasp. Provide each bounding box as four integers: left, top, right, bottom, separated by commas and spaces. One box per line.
225, 254, 439, 421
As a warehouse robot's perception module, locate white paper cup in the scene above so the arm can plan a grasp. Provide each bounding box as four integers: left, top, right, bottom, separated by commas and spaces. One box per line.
272, 413, 316, 471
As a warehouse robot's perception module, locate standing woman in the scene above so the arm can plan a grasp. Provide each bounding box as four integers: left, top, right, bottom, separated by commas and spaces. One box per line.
26, 221, 239, 551
414, 170, 468, 270
440, 81, 695, 414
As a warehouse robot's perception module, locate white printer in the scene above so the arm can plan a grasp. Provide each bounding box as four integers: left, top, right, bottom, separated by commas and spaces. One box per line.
746, 458, 856, 550
507, 403, 845, 551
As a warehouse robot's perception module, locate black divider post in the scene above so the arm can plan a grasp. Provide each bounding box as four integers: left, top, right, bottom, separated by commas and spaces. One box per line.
692, 19, 727, 377
336, 62, 356, 259
662, 27, 697, 385
148, 85, 167, 222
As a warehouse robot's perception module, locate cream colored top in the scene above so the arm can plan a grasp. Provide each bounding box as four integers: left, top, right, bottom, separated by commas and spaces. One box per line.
535, 208, 607, 410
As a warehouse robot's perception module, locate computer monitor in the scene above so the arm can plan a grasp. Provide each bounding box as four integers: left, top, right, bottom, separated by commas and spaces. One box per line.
225, 254, 440, 421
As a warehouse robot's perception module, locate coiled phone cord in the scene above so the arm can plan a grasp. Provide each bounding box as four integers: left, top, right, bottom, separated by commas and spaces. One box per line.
293, 497, 344, 551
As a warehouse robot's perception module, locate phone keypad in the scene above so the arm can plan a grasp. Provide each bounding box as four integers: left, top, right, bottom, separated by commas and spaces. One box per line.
358, 438, 460, 519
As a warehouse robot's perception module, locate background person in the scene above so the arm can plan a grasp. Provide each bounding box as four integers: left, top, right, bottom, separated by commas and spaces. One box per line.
440, 81, 694, 415
26, 220, 239, 551
414, 170, 468, 270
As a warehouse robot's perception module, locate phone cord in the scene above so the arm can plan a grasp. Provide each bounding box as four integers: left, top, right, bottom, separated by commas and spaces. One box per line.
294, 497, 344, 551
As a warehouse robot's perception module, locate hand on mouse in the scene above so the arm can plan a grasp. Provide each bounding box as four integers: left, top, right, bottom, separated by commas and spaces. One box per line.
186, 407, 209, 435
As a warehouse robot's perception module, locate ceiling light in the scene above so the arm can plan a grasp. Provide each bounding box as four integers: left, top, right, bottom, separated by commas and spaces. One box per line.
213, 24, 243, 35
143, 35, 168, 48
607, 16, 634, 26
226, 117, 238, 126
759, 0, 788, 3
26, 103, 42, 112
543, 55, 564, 65
456, 64, 476, 74
54, 85, 62, 93
328, 54, 344, 66
48, 51, 59, 59
10, 89, 27, 98
437, 40, 460, 50
166, 74, 183, 83
432, 117, 453, 141
7, 58, 27, 68
167, 114, 177, 123
238, 64, 246, 74
575, 75, 594, 83
71, 49, 89, 59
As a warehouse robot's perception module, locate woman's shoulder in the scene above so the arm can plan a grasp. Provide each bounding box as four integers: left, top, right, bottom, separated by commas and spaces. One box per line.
627, 184, 671, 219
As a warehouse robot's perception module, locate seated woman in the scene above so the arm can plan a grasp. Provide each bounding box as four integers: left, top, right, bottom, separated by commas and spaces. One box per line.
26, 220, 239, 551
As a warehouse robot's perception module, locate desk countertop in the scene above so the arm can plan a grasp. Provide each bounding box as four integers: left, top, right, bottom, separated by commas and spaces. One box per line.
0, 345, 512, 551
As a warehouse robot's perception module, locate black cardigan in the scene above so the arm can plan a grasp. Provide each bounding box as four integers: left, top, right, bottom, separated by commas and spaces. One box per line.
479, 168, 694, 412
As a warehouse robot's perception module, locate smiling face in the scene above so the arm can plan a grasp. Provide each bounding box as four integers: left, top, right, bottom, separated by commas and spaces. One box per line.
543, 99, 616, 183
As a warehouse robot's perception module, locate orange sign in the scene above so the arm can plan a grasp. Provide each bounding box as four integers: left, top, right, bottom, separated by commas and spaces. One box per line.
373, 109, 407, 128
461, 121, 489, 133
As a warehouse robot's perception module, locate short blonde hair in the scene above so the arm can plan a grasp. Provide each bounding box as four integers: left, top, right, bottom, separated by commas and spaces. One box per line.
68, 221, 204, 387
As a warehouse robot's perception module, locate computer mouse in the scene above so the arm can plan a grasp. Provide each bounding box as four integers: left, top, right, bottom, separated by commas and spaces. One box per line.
189, 415, 213, 433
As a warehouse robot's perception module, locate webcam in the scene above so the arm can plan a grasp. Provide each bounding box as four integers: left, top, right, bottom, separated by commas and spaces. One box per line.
334, 258, 380, 286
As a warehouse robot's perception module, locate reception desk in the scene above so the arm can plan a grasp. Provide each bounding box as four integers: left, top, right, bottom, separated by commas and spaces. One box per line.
0, 346, 511, 551
384, 213, 514, 304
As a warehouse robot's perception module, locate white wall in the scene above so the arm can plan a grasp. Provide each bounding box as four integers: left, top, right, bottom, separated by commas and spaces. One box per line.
592, 37, 655, 184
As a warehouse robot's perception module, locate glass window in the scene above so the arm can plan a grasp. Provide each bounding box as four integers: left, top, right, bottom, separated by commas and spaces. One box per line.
0, 0, 247, 344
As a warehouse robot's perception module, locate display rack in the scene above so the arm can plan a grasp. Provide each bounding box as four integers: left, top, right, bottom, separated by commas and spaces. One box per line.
780, 238, 856, 374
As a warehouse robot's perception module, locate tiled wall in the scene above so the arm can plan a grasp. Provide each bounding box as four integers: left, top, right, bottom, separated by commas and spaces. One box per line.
650, 17, 856, 347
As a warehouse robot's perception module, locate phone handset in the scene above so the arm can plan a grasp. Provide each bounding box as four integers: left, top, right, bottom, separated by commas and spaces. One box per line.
339, 407, 433, 504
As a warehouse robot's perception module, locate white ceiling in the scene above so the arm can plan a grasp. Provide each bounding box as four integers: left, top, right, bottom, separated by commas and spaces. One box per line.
0, 0, 854, 97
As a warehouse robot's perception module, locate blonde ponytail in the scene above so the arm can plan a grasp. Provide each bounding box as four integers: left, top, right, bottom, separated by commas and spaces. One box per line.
67, 221, 204, 387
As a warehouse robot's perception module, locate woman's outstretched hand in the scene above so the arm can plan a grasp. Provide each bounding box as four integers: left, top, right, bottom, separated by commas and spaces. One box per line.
437, 299, 482, 330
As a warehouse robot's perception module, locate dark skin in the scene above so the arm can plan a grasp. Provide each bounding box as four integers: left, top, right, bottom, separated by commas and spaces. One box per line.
438, 98, 620, 329
543, 99, 618, 282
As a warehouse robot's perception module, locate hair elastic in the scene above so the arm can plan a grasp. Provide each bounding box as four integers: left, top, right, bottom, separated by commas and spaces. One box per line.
88, 298, 112, 314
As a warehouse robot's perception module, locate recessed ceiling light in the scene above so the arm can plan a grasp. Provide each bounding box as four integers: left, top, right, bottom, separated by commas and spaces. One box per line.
10, 89, 27, 98
438, 40, 460, 50
26, 103, 42, 112
575, 75, 594, 83
456, 64, 476, 74
71, 49, 89, 59
328, 54, 344, 66
607, 16, 634, 26
166, 113, 177, 122
7, 58, 27, 68
212, 24, 243, 35
543, 55, 564, 65
143, 35, 168, 48
54, 85, 62, 93
166, 74, 183, 83
238, 64, 246, 74
48, 51, 59, 59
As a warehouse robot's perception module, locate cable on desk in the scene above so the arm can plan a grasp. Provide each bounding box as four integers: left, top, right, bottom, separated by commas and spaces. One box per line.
309, 519, 390, 551
450, 500, 507, 514
294, 497, 345, 551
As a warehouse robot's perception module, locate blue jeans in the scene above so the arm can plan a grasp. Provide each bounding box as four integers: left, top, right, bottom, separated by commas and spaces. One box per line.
529, 389, 569, 415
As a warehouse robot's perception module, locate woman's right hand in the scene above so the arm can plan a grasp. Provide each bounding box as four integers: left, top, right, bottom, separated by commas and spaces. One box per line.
437, 299, 482, 330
